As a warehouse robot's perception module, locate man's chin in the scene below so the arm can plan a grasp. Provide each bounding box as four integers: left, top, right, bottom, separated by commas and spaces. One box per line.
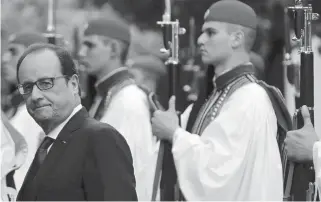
201, 59, 212, 65
201, 56, 213, 65
31, 107, 53, 121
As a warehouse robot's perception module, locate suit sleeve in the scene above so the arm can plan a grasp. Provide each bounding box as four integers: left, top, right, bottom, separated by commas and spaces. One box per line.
84, 126, 138, 201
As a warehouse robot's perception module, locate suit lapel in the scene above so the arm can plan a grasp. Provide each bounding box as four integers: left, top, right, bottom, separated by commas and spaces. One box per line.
35, 108, 88, 182
17, 107, 89, 200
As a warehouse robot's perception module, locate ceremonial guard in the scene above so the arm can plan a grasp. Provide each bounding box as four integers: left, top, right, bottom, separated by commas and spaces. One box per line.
78, 18, 160, 200
1, 111, 28, 201
152, 0, 291, 200
2, 32, 47, 191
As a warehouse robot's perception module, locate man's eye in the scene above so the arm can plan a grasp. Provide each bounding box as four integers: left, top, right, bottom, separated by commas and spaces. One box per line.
9, 48, 17, 56
38, 80, 53, 87
23, 83, 34, 91
206, 30, 216, 36
84, 41, 94, 49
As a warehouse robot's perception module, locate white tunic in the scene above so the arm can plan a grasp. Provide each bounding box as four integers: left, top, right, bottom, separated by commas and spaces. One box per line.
1, 119, 17, 201
10, 104, 45, 192
98, 85, 160, 201
313, 35, 321, 200
1, 114, 28, 201
313, 142, 321, 198
172, 82, 283, 201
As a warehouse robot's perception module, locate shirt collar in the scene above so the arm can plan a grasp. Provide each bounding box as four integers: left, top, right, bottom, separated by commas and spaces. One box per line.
47, 104, 82, 140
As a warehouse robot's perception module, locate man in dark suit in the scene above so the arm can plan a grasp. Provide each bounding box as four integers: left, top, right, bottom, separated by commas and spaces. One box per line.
15, 43, 137, 201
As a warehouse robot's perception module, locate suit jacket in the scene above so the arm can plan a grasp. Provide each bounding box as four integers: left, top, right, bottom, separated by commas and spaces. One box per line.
17, 107, 137, 201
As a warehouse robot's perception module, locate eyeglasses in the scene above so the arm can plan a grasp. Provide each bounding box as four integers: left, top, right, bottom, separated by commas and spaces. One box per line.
18, 75, 68, 95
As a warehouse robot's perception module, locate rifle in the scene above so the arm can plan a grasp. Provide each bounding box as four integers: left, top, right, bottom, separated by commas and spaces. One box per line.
43, 0, 64, 45
151, 0, 185, 201
283, 0, 319, 201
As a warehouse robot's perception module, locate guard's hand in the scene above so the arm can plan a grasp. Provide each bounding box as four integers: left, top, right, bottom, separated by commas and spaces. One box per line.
285, 105, 319, 163
151, 96, 179, 142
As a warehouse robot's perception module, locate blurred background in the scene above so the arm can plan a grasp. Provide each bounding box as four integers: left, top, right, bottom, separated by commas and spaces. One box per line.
2, 0, 321, 115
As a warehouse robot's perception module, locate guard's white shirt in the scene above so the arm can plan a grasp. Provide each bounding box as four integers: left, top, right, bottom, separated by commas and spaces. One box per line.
312, 35, 321, 199
10, 104, 45, 192
1, 119, 18, 201
99, 85, 160, 201
313, 142, 321, 197
173, 83, 283, 201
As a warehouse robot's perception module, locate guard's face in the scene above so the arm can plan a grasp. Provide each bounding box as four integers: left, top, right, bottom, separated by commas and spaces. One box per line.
78, 35, 112, 76
197, 21, 232, 65
18, 50, 77, 127
2, 43, 25, 84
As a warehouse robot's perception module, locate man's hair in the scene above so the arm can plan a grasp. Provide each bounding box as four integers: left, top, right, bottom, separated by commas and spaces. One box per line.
16, 43, 81, 95
226, 23, 257, 52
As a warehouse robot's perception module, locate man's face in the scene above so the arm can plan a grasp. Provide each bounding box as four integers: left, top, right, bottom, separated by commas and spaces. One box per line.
78, 35, 112, 76
18, 50, 77, 126
197, 21, 232, 65
2, 43, 26, 84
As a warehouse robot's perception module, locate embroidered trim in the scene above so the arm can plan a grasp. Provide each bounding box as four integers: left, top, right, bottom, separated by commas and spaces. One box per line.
192, 74, 254, 135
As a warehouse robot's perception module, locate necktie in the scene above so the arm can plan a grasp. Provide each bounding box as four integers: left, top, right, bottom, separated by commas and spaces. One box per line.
37, 136, 54, 165
17, 137, 54, 201
27, 136, 54, 180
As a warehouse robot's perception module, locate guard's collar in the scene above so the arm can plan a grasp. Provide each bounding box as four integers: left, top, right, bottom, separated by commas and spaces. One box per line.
214, 63, 256, 90
95, 68, 134, 95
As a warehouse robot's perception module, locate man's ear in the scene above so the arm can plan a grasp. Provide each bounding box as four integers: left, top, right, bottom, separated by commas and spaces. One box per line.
231, 30, 244, 48
109, 41, 119, 59
69, 74, 80, 95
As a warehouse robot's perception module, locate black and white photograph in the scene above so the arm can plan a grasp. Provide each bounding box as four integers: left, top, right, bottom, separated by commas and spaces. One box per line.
1, 0, 321, 201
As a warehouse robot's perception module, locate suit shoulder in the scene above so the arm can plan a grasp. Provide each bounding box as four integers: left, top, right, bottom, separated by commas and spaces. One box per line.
83, 117, 130, 147
82, 117, 118, 136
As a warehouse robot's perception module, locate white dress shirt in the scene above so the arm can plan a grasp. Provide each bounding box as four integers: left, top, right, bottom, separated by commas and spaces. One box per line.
172, 83, 283, 201
99, 85, 160, 201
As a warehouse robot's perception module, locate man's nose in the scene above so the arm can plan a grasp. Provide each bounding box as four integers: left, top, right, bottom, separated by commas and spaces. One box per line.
78, 46, 87, 58
30, 84, 44, 100
197, 33, 205, 47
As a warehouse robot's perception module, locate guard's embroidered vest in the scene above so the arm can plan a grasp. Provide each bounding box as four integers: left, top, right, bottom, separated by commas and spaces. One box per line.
92, 69, 136, 120
189, 63, 292, 176
91, 69, 163, 121
182, 64, 292, 202
191, 64, 255, 135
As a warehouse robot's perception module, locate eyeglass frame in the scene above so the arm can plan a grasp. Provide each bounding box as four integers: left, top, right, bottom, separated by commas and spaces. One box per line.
17, 75, 70, 95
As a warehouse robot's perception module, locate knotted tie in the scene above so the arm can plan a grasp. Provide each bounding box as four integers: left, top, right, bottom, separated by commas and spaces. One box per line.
16, 136, 54, 201
37, 136, 54, 165
28, 136, 55, 179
